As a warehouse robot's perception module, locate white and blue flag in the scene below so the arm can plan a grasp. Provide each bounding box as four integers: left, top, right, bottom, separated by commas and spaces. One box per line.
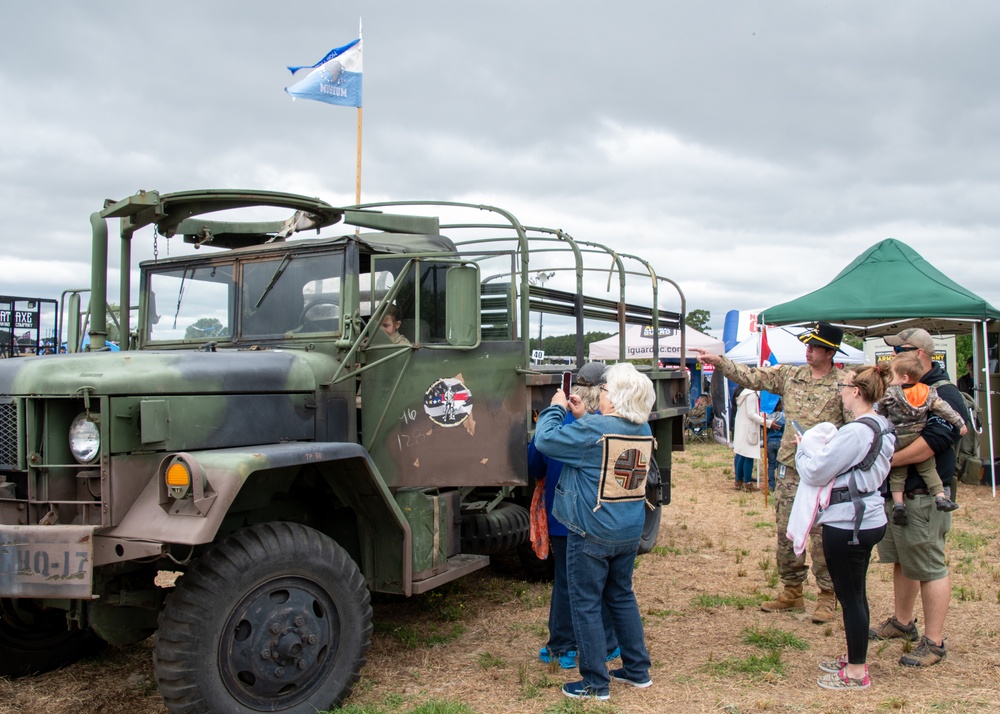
286, 38, 362, 108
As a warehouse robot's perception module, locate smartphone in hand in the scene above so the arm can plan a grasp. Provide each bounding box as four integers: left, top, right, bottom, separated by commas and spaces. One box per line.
790, 420, 805, 436
561, 371, 572, 399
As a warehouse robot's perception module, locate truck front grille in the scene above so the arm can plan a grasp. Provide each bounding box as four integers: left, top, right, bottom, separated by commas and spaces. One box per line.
0, 399, 16, 469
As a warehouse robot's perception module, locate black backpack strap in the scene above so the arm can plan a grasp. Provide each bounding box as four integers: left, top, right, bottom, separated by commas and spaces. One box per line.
853, 416, 887, 471
844, 416, 889, 545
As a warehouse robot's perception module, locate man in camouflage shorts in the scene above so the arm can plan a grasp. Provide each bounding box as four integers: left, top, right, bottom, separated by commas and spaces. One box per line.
695, 322, 849, 623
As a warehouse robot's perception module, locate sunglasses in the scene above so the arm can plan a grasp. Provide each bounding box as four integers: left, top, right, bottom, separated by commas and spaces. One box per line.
893, 345, 919, 354
837, 382, 857, 390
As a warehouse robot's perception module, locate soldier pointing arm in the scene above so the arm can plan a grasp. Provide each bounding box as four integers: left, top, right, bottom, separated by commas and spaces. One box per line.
692, 322, 849, 624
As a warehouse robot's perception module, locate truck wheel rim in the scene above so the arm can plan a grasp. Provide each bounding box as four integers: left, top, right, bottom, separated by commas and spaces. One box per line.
218, 575, 339, 708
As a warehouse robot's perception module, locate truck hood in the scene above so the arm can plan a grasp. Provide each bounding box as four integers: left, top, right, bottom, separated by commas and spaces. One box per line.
0, 349, 333, 396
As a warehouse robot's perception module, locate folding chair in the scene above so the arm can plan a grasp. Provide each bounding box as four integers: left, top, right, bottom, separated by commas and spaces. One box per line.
686, 406, 712, 442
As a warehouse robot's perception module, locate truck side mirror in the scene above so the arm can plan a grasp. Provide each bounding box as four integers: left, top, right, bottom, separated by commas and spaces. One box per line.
445, 265, 480, 347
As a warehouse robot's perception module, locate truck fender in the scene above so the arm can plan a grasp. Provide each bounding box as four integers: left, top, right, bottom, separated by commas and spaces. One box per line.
100, 442, 414, 594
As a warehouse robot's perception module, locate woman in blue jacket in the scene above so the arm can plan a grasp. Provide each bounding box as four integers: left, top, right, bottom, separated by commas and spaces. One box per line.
534, 362, 656, 701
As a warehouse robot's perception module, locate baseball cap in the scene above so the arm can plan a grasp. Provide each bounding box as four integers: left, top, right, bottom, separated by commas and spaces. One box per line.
576, 362, 608, 386
884, 327, 934, 354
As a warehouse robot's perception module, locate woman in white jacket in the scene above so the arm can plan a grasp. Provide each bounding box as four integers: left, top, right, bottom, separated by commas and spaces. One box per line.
732, 387, 761, 490
794, 366, 894, 691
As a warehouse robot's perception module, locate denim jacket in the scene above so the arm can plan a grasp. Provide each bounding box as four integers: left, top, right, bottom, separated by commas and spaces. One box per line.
534, 404, 653, 543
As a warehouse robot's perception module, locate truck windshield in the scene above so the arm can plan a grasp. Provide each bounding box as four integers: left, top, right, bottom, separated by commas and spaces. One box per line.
147, 263, 233, 342
144, 249, 347, 342
241, 251, 346, 338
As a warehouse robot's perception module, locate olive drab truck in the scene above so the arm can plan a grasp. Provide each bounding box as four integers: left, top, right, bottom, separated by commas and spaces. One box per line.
0, 189, 688, 713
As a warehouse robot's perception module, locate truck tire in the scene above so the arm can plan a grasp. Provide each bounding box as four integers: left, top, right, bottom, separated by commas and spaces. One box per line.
460, 502, 530, 555
638, 503, 662, 555
154, 522, 372, 714
0, 598, 105, 676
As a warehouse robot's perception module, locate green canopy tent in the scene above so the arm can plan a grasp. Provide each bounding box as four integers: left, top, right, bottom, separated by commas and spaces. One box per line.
759, 239, 1000, 334
759, 238, 1000, 493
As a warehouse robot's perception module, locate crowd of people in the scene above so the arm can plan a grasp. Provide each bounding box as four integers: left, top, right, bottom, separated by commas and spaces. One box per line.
695, 324, 972, 690
525, 323, 971, 700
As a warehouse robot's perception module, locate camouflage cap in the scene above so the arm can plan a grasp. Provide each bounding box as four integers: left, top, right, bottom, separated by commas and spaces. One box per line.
576, 362, 608, 386
884, 327, 934, 354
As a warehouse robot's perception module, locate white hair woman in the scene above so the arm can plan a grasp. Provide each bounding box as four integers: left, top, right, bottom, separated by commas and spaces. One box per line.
529, 362, 621, 670
534, 362, 656, 701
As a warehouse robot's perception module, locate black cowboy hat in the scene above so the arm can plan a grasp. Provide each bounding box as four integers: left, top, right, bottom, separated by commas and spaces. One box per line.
797, 322, 847, 355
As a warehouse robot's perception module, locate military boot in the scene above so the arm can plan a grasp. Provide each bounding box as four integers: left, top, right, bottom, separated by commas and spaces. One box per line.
760, 584, 804, 613
811, 590, 837, 623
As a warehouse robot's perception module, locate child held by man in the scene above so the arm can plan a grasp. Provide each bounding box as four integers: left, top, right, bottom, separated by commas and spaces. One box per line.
878, 354, 966, 525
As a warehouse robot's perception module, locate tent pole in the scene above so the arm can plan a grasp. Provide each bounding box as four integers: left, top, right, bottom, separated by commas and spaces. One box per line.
983, 321, 996, 497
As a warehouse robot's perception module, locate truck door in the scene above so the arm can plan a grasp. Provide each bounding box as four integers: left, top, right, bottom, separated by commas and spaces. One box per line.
360, 257, 526, 490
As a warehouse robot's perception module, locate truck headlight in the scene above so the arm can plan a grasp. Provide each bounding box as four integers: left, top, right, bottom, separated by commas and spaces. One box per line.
69, 413, 100, 463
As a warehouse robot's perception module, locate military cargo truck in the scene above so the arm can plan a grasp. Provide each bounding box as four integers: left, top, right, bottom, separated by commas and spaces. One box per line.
0, 189, 688, 712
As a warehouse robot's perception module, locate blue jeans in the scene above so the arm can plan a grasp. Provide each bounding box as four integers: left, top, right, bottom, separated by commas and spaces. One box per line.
766, 439, 780, 491
566, 532, 650, 692
734, 454, 755, 484
549, 536, 619, 656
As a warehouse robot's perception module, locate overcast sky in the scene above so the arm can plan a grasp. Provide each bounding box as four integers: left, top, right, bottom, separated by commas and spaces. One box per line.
2, 1, 998, 335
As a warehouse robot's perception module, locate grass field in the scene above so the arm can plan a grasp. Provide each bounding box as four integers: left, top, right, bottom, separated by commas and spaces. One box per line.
3, 440, 999, 713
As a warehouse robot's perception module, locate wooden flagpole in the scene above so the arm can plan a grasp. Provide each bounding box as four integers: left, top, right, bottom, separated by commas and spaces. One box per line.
355, 106, 363, 205
355, 18, 363, 207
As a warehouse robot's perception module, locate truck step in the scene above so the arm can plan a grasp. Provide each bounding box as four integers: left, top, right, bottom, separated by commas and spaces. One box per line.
410, 553, 489, 595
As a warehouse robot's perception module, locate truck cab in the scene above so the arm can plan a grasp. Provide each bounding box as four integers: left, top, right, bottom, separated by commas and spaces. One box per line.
0, 189, 688, 712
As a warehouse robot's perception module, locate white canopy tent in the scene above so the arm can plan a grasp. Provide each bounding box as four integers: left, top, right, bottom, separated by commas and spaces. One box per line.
725, 327, 866, 365
588, 325, 725, 362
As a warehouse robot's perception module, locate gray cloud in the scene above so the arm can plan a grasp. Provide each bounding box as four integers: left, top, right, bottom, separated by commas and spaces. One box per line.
1, 0, 998, 334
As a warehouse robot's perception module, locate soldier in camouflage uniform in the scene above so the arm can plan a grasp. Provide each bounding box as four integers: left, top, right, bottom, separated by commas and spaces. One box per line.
694, 322, 849, 623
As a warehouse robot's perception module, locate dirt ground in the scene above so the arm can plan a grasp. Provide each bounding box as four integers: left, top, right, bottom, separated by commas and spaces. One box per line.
3, 440, 1000, 714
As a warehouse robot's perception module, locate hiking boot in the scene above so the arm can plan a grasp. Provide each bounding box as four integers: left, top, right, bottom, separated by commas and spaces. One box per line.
761, 584, 804, 613
811, 590, 837, 624
935, 496, 959, 512
609, 667, 653, 689
818, 654, 848, 673
899, 636, 946, 667
869, 615, 919, 641
817, 665, 870, 690
735, 482, 744, 491
892, 503, 908, 525
562, 681, 610, 700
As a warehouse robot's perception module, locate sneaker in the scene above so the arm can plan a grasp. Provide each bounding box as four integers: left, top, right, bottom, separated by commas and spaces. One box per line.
562, 680, 610, 700
892, 503, 908, 526
606, 646, 621, 662
817, 666, 870, 690
899, 636, 947, 667
818, 654, 848, 673
558, 651, 578, 669
869, 615, 919, 641
935, 496, 959, 512
610, 667, 653, 688
539, 647, 577, 669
